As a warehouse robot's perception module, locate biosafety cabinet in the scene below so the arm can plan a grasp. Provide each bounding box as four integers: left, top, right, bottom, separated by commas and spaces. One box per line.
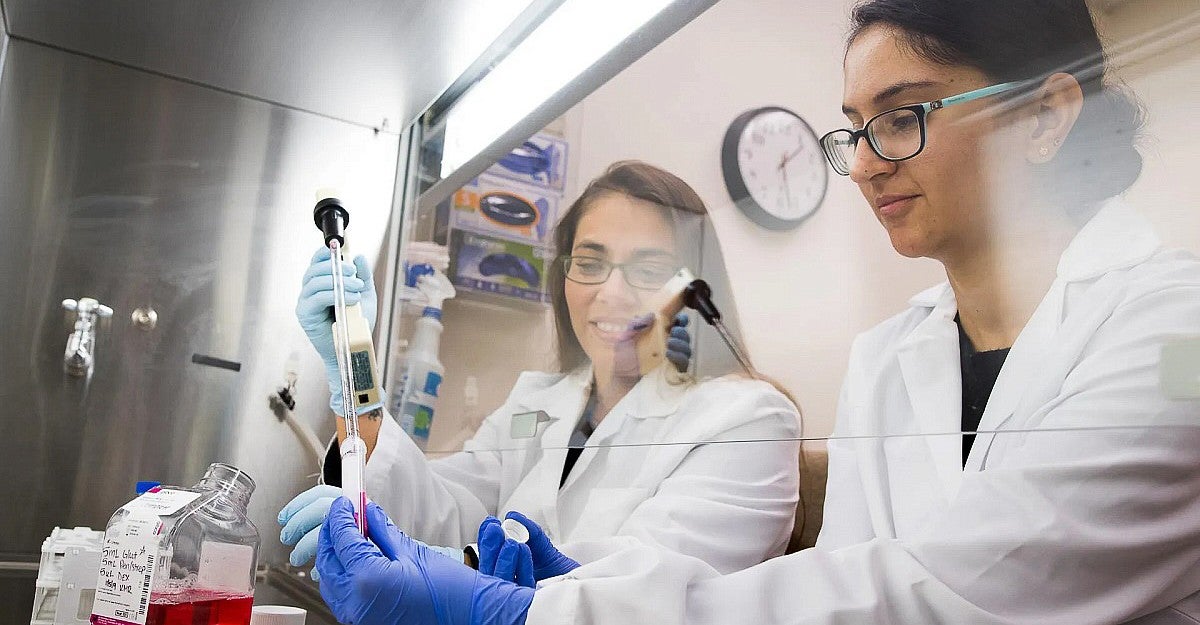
0, 0, 721, 620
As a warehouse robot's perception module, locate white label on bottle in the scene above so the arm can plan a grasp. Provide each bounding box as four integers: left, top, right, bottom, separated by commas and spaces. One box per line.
121, 488, 202, 517
90, 512, 160, 625
197, 541, 254, 591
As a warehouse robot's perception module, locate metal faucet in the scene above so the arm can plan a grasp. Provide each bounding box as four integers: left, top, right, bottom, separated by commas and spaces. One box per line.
62, 298, 113, 377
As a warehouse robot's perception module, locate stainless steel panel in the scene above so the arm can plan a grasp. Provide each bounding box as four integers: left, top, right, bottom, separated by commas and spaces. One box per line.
0, 37, 399, 611
0, 13, 8, 84
2, 0, 537, 130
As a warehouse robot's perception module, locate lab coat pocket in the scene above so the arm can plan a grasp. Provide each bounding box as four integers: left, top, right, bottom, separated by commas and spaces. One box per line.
566, 487, 653, 543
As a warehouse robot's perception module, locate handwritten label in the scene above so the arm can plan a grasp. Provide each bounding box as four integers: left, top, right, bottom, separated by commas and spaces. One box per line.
90, 513, 160, 625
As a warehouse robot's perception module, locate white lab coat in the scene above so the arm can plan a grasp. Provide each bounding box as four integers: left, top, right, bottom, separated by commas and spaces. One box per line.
528, 200, 1200, 625
363, 365, 801, 574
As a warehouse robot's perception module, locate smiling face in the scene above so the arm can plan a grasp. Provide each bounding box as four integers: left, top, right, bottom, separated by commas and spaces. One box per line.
564, 192, 678, 379
842, 25, 1030, 263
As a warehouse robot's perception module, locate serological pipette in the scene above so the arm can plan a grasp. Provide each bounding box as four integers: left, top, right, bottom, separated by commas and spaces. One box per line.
314, 194, 369, 536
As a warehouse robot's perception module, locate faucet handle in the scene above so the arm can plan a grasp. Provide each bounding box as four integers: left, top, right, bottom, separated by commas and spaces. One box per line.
62, 298, 78, 313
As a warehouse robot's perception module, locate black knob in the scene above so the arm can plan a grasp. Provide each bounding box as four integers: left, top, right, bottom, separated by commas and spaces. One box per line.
313, 197, 350, 246
684, 279, 721, 325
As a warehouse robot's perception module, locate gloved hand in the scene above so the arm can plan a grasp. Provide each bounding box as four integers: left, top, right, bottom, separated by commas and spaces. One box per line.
477, 512, 579, 586
280, 485, 340, 578
296, 246, 379, 414
318, 497, 533, 625
476, 517, 535, 587
613, 312, 693, 378
505, 512, 579, 581
666, 313, 693, 372
280, 485, 462, 581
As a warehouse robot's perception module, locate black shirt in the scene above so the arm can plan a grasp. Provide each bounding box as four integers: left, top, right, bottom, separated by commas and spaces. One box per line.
956, 316, 1010, 466
560, 394, 598, 488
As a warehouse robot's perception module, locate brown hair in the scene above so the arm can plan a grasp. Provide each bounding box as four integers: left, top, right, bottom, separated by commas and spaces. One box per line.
549, 160, 707, 371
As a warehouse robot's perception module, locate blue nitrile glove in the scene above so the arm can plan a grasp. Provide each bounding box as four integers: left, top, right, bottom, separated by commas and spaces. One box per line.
280, 485, 462, 581
666, 313, 692, 372
295, 246, 379, 415
476, 517, 535, 588
317, 498, 533, 625
501, 511, 579, 582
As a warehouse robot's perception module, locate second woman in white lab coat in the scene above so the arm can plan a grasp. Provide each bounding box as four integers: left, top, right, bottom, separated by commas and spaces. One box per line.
512, 2, 1200, 623
310, 1, 1200, 624
282, 160, 801, 578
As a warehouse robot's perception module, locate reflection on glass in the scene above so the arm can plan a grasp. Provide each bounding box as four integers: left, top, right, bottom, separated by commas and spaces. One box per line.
292, 161, 802, 583
288, 0, 1200, 620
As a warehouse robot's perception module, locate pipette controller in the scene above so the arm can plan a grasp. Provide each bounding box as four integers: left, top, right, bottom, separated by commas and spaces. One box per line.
313, 191, 379, 536
682, 278, 759, 378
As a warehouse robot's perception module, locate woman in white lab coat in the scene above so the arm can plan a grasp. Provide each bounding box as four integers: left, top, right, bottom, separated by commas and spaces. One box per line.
311, 1, 1200, 624
282, 161, 801, 579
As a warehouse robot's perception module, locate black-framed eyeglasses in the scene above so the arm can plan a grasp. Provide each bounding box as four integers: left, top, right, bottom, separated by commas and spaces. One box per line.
819, 81, 1024, 176
561, 255, 679, 290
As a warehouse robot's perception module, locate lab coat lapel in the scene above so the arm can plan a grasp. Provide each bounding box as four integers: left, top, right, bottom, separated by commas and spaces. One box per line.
897, 284, 964, 500
966, 200, 1161, 470
964, 288, 1059, 470
559, 367, 683, 492
509, 367, 592, 539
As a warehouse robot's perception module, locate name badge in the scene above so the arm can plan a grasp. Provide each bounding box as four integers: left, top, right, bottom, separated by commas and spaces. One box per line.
510, 410, 552, 439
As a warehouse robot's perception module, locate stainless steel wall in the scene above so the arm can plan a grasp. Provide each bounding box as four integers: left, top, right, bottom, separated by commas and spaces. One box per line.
2, 0, 545, 131
0, 37, 399, 612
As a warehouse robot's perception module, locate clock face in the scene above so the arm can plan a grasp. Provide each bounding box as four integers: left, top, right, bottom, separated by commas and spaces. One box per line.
721, 107, 827, 230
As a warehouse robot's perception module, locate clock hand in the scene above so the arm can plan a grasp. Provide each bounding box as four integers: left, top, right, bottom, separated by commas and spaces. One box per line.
781, 161, 796, 210
778, 143, 805, 169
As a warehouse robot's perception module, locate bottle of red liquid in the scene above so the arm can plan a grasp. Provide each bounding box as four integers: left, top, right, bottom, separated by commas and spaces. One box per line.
91, 464, 260, 625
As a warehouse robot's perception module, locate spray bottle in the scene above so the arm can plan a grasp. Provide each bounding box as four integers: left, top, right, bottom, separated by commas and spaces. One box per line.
398, 266, 456, 450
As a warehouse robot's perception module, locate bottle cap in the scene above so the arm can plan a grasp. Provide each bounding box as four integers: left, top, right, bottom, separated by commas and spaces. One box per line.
250, 605, 307, 625
502, 518, 530, 544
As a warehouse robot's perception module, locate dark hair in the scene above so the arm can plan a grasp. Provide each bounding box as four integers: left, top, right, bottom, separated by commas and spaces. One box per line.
549, 161, 707, 371
848, 0, 1144, 204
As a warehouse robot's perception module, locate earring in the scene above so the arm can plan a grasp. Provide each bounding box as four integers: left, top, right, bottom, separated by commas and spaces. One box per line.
1054, 138, 1062, 146
1039, 146, 1049, 157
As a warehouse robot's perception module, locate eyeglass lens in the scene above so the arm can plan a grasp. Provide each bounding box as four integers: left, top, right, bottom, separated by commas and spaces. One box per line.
822, 108, 924, 175
564, 256, 677, 289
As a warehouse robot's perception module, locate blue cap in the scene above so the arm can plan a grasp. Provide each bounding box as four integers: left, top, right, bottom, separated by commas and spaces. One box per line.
135, 481, 161, 494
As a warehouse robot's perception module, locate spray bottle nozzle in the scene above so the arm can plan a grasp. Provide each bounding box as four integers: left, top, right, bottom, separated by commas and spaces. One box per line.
314, 197, 350, 246
406, 263, 436, 288
684, 279, 721, 326
414, 267, 457, 314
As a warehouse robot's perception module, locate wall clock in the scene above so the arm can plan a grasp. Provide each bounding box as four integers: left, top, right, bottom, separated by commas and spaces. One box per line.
721, 106, 827, 230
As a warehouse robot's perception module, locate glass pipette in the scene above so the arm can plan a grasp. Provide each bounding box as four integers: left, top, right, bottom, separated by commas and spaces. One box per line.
328, 236, 368, 536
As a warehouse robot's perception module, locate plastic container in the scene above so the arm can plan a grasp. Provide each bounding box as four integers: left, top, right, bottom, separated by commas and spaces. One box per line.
398, 307, 446, 450
90, 463, 260, 625
249, 606, 306, 625
30, 526, 105, 625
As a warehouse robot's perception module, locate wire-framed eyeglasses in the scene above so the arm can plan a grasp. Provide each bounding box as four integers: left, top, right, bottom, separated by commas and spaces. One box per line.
819, 81, 1024, 176
561, 255, 680, 290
